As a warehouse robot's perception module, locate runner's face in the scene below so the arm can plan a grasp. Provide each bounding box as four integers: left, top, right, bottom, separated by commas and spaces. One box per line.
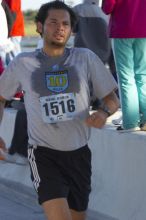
42, 9, 72, 48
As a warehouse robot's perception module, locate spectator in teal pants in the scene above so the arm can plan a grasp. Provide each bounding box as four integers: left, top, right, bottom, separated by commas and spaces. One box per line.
102, 0, 146, 131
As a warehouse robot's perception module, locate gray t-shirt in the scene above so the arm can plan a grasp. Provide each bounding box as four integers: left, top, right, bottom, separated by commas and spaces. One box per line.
0, 48, 117, 151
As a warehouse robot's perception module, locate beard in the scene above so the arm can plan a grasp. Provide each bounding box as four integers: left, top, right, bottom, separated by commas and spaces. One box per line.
50, 40, 66, 48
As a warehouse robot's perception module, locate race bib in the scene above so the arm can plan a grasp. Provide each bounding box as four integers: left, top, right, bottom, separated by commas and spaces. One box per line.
40, 93, 77, 123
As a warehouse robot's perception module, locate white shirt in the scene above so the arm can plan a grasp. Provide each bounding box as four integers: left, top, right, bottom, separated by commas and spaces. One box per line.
0, 0, 8, 46
0, 1, 14, 52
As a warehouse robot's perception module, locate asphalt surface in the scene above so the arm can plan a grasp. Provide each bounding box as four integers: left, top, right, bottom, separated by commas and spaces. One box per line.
0, 178, 45, 220
0, 177, 117, 220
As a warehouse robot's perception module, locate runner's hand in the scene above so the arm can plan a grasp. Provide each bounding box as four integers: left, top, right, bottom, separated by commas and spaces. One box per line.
85, 111, 107, 128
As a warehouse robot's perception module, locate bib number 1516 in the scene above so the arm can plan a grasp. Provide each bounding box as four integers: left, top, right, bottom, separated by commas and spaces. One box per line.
43, 99, 75, 116
40, 93, 76, 123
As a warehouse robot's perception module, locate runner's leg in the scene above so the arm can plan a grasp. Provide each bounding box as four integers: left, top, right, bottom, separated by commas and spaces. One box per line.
42, 198, 72, 220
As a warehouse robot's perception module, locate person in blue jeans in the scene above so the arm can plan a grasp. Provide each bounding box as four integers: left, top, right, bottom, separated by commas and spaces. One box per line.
102, 0, 146, 131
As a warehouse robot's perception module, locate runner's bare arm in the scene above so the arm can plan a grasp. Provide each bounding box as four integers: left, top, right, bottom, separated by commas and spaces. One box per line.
85, 91, 120, 128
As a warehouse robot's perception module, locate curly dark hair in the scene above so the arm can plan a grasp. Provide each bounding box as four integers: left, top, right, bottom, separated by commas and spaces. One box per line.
35, 1, 77, 29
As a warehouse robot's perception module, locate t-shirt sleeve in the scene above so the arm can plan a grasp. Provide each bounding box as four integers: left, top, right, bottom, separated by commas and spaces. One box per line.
0, 58, 22, 100
87, 50, 117, 99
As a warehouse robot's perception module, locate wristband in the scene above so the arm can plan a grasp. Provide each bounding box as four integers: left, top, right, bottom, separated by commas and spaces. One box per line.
98, 105, 111, 117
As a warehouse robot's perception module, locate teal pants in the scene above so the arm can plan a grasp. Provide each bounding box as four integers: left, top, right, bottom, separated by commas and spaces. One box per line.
113, 38, 146, 129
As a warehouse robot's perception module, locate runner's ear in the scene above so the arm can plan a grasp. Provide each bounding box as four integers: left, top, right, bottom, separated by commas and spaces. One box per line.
36, 21, 43, 35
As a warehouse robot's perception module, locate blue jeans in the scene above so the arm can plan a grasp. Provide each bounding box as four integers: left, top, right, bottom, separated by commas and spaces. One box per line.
113, 38, 146, 129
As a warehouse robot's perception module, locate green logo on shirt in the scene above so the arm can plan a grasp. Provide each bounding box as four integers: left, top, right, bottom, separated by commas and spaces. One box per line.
45, 70, 69, 93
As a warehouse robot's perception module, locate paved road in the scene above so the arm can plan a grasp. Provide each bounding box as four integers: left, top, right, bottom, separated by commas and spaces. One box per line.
0, 178, 45, 220
0, 178, 103, 220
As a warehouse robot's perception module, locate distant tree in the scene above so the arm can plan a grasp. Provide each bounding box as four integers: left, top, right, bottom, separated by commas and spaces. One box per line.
24, 10, 37, 22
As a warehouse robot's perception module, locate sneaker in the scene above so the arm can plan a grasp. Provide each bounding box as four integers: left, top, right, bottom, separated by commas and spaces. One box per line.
0, 150, 27, 165
141, 123, 146, 131
117, 126, 140, 132
112, 116, 122, 125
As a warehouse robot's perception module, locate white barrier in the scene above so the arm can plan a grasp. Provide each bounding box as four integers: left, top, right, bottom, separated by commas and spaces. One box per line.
88, 122, 146, 220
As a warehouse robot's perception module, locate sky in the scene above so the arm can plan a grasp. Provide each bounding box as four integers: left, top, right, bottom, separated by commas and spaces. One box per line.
21, 0, 83, 11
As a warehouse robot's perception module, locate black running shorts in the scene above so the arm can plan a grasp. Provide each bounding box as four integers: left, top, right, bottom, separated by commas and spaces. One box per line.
28, 145, 92, 211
